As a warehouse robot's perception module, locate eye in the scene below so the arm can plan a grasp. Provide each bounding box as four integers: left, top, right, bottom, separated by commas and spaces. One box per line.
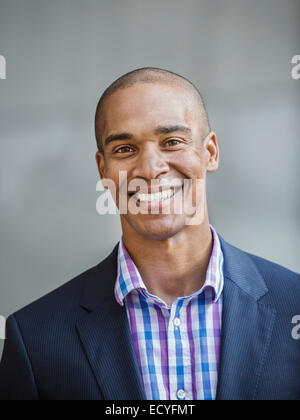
114, 146, 135, 154
164, 139, 182, 147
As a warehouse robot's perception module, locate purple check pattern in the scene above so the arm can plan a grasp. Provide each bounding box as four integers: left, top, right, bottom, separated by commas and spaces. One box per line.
114, 225, 224, 400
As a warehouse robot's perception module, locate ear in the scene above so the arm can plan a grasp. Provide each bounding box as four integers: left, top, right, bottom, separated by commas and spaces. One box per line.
95, 151, 106, 179
204, 132, 219, 173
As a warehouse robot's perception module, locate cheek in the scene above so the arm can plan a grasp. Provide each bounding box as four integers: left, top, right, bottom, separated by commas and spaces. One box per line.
103, 158, 121, 180
104, 163, 129, 198
172, 149, 205, 179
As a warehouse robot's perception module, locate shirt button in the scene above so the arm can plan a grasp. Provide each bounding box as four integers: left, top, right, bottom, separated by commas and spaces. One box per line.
177, 389, 186, 400
173, 317, 181, 327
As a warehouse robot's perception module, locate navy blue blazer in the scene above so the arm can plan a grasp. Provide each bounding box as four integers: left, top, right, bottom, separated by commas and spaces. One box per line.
0, 236, 299, 400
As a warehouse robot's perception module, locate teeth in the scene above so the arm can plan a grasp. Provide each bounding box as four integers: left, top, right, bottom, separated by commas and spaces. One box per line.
136, 188, 175, 202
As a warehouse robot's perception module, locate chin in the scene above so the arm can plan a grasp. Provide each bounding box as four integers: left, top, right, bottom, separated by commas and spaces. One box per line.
126, 214, 186, 241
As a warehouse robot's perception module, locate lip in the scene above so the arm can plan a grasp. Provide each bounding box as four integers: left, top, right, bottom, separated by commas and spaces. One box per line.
129, 184, 183, 212
127, 179, 184, 198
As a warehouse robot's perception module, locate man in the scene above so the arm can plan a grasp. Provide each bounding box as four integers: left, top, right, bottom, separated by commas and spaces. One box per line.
0, 68, 299, 400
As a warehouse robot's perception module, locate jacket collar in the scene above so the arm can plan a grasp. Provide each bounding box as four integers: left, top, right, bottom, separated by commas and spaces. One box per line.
80, 235, 269, 311
218, 235, 269, 301
79, 244, 119, 312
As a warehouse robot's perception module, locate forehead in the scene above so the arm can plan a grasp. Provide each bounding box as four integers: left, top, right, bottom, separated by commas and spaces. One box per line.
101, 83, 199, 135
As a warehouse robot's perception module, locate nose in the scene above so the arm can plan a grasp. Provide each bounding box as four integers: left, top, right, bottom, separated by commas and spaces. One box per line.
132, 143, 169, 180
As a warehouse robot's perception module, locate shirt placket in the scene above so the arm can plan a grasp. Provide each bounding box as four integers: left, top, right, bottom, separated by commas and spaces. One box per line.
167, 298, 192, 400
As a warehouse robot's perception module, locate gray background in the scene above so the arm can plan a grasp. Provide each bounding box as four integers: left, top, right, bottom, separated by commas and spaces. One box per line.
0, 0, 299, 356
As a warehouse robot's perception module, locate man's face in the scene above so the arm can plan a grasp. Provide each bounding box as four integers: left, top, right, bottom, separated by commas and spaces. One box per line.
96, 82, 218, 240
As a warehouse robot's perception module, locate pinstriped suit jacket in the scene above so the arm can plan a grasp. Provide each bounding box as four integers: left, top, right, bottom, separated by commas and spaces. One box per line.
0, 236, 299, 400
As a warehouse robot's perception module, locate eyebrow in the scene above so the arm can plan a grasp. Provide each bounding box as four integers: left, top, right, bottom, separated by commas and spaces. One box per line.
154, 125, 192, 136
104, 132, 133, 147
104, 125, 192, 147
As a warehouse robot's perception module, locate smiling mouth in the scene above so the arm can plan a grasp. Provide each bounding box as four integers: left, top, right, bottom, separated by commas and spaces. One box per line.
129, 185, 183, 204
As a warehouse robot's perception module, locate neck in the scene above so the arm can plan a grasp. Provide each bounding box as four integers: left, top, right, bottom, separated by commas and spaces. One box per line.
121, 216, 213, 307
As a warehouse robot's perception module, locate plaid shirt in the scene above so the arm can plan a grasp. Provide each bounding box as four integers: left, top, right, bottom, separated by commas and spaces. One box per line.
114, 225, 224, 400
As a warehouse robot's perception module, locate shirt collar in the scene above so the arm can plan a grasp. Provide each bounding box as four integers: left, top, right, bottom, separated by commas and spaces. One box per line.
114, 225, 224, 306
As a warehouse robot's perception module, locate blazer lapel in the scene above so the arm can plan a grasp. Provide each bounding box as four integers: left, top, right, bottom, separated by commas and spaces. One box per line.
76, 246, 146, 400
216, 237, 277, 400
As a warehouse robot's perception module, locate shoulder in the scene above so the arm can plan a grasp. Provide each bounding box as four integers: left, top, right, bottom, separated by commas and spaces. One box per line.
11, 265, 95, 328
219, 234, 299, 284
11, 245, 118, 328
246, 251, 300, 308
221, 236, 300, 311
247, 251, 300, 285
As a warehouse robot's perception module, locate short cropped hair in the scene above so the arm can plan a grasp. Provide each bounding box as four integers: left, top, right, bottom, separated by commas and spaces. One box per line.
95, 67, 210, 152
